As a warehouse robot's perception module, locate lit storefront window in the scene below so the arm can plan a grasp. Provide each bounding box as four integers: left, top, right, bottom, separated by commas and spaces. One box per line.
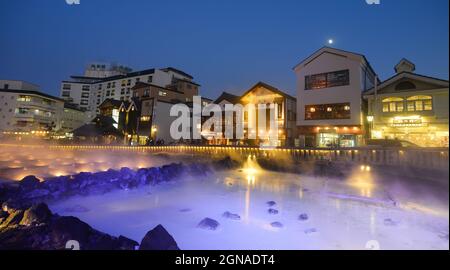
382, 97, 404, 112
407, 95, 433, 111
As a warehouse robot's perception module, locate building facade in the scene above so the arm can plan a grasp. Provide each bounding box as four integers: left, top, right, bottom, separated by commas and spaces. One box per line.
60, 63, 198, 119
294, 47, 378, 148
206, 82, 297, 147
363, 59, 449, 147
0, 81, 64, 135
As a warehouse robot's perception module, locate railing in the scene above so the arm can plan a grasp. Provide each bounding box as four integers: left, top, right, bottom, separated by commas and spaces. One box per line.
0, 143, 448, 171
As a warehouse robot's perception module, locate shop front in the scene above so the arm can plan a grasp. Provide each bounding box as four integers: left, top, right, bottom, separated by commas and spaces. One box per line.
298, 126, 364, 148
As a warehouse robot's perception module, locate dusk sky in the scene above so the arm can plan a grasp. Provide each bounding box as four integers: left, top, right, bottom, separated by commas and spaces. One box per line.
0, 0, 448, 99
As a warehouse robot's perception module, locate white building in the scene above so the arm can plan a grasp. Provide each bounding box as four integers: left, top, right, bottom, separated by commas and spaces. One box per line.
0, 80, 64, 134
60, 63, 198, 119
60, 103, 90, 134
293, 47, 378, 148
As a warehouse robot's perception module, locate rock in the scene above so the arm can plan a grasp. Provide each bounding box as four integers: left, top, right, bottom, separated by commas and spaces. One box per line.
267, 208, 279, 215
197, 218, 220, 230
222, 211, 241, 220
23, 189, 50, 199
117, 235, 139, 250
304, 228, 317, 234
19, 175, 41, 192
20, 203, 52, 226
298, 213, 309, 221
270, 222, 283, 228
64, 205, 90, 213
139, 224, 179, 250
266, 201, 276, 207
1, 209, 24, 227
383, 218, 397, 226
179, 208, 191, 213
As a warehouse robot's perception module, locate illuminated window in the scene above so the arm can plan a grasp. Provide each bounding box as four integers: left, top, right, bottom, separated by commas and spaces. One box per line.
17, 95, 32, 102
382, 97, 404, 112
305, 70, 349, 90
305, 103, 351, 120
406, 95, 432, 111
159, 91, 167, 97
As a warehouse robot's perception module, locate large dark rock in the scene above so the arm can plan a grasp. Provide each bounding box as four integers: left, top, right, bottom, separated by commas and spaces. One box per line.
267, 208, 279, 215
20, 203, 52, 226
139, 224, 179, 250
197, 218, 220, 230
0, 203, 138, 250
19, 176, 41, 192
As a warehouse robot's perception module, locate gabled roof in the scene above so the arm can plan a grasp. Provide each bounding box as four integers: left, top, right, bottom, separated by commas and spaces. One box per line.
293, 46, 379, 82
213, 92, 241, 104
363, 72, 449, 95
240, 81, 296, 101
99, 98, 122, 109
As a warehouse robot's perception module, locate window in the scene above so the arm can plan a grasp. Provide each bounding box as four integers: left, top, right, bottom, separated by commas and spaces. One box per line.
107, 83, 111, 88
305, 70, 349, 90
80, 100, 89, 105
4, 84, 9, 89
62, 91, 70, 97
15, 108, 29, 115
121, 88, 125, 95
305, 103, 351, 120
143, 89, 150, 97
63, 84, 71, 90
106, 91, 111, 96
136, 78, 140, 83
148, 76, 153, 83
159, 91, 167, 97
407, 95, 432, 111
82, 85, 90, 91
81, 93, 89, 98
17, 95, 32, 102
382, 97, 404, 112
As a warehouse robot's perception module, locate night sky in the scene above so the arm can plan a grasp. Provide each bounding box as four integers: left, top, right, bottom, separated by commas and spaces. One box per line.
0, 0, 448, 99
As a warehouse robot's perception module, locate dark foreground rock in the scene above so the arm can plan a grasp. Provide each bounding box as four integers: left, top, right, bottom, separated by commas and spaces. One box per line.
139, 224, 179, 250
0, 203, 138, 250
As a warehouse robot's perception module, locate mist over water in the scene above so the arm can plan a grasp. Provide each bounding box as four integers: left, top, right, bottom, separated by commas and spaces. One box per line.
1, 144, 448, 249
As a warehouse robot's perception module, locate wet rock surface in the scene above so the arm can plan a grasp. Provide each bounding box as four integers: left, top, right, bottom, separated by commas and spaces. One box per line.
270, 222, 283, 228
0, 157, 238, 209
266, 201, 276, 207
197, 218, 220, 230
222, 211, 241, 220
298, 213, 309, 221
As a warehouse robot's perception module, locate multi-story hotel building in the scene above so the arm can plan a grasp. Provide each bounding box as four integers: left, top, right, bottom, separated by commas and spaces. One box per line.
363, 59, 449, 147
0, 80, 64, 134
294, 47, 378, 148
60, 63, 198, 119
